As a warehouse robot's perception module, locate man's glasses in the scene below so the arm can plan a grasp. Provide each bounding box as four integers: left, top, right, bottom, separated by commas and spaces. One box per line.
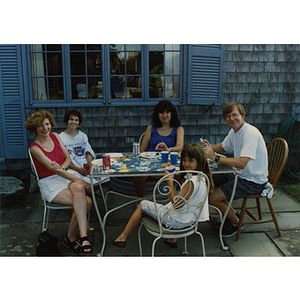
224, 113, 240, 120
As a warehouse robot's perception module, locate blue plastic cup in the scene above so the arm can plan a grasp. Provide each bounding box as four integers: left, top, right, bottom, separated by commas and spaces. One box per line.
161, 151, 169, 163
170, 152, 178, 165
166, 165, 175, 173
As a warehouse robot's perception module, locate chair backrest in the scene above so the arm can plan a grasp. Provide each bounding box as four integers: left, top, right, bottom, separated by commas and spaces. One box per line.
152, 170, 210, 231
138, 132, 145, 146
267, 138, 289, 188
28, 148, 45, 201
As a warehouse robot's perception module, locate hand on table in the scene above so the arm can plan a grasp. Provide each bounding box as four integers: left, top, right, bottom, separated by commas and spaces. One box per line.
155, 142, 168, 151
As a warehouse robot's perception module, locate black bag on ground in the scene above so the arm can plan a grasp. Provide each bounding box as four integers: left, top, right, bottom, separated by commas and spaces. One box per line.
36, 231, 61, 256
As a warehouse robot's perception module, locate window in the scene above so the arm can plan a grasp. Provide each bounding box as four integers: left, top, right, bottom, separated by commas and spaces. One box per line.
29, 44, 64, 101
69, 44, 103, 100
24, 44, 223, 107
149, 44, 180, 99
109, 44, 142, 100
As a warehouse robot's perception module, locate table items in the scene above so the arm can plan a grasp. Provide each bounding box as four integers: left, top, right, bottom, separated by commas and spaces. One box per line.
170, 152, 178, 164
161, 151, 169, 163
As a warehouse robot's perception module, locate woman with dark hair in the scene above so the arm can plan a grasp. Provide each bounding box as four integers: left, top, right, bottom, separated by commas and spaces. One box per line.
140, 100, 184, 153
25, 110, 93, 254
59, 109, 109, 185
134, 100, 184, 197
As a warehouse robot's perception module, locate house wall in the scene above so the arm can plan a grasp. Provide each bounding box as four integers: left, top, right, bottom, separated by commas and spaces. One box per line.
6, 44, 300, 176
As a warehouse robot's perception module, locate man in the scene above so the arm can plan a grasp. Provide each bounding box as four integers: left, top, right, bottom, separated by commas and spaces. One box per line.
202, 102, 268, 237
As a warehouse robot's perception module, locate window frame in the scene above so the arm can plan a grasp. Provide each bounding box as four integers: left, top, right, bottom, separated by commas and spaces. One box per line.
22, 44, 222, 108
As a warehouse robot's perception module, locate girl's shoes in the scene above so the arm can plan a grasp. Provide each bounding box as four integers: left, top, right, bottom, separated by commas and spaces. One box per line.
163, 239, 178, 248
112, 239, 126, 248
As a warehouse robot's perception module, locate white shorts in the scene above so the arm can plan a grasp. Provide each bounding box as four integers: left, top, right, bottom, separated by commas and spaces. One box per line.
39, 174, 71, 203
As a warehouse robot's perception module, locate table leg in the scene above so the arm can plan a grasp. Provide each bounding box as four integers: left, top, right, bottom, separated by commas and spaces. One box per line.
89, 176, 106, 257
218, 171, 238, 251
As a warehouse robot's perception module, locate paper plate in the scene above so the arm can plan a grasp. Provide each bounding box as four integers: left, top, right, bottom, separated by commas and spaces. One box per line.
139, 152, 161, 159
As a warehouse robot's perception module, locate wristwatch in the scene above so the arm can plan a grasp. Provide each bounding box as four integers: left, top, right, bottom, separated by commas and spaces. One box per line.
215, 155, 220, 162
169, 148, 173, 153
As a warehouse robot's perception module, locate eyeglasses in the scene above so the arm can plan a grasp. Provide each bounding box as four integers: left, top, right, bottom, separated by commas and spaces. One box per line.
224, 113, 240, 120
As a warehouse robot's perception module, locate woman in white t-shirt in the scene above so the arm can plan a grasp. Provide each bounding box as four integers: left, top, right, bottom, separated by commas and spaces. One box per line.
59, 110, 109, 185
112, 143, 214, 249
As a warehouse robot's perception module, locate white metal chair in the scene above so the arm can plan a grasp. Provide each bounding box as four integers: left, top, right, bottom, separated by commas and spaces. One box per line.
138, 132, 145, 146
138, 170, 210, 256
28, 148, 74, 232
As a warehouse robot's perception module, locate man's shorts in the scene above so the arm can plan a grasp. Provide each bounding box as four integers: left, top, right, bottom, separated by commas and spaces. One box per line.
213, 173, 267, 200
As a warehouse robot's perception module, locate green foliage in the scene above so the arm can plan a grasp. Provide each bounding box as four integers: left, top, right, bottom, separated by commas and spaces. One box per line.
284, 184, 300, 201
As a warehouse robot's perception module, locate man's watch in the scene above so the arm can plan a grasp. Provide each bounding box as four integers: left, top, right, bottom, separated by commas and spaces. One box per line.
215, 155, 220, 162
169, 148, 173, 153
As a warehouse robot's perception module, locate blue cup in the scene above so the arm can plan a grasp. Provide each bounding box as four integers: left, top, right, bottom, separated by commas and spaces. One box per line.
166, 165, 175, 173
161, 151, 169, 163
170, 152, 178, 165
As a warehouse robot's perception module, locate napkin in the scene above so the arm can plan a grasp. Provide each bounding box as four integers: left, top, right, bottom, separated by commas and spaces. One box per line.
261, 182, 274, 198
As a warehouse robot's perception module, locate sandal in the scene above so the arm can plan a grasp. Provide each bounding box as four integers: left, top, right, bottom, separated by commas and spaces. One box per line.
62, 235, 81, 254
77, 236, 93, 254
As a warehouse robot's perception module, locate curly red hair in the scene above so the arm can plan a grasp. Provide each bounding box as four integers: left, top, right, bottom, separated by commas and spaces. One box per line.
25, 110, 56, 132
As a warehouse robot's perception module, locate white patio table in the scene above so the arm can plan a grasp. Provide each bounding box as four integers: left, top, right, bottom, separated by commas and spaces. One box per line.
89, 152, 239, 256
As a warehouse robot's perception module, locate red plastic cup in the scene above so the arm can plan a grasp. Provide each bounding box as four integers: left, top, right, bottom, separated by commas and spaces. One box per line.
84, 163, 90, 175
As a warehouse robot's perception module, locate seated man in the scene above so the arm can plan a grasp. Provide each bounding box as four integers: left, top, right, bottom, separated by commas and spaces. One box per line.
202, 102, 268, 237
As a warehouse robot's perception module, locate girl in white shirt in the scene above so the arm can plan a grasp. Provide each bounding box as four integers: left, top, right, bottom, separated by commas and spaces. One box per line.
112, 143, 214, 249
59, 110, 109, 185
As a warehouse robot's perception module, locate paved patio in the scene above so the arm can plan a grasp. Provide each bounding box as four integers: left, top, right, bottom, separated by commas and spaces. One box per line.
1, 184, 300, 257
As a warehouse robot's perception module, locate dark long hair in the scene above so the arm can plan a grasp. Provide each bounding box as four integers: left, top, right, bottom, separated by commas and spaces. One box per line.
152, 100, 181, 128
179, 143, 214, 192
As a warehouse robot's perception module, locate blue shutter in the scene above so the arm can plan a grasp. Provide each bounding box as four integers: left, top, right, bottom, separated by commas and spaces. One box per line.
188, 44, 224, 105
0, 45, 28, 159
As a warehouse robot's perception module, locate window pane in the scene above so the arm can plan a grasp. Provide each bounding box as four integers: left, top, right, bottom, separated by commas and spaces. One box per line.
87, 44, 102, 50
127, 52, 141, 75
127, 76, 141, 98
165, 52, 180, 75
87, 52, 102, 75
149, 52, 164, 74
72, 78, 87, 99
70, 44, 85, 50
47, 52, 63, 75
30, 53, 46, 76
88, 77, 103, 99
165, 76, 179, 98
149, 76, 163, 98
49, 77, 64, 100
111, 76, 125, 99
30, 44, 45, 51
46, 44, 62, 51
110, 44, 125, 51
149, 44, 164, 51
165, 44, 180, 50
32, 78, 47, 100
71, 52, 86, 75
110, 52, 125, 75
126, 44, 141, 51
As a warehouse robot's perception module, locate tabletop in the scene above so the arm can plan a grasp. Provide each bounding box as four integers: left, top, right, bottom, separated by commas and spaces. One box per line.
90, 152, 229, 177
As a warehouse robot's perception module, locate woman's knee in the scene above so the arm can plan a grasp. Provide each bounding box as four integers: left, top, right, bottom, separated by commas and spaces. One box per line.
69, 182, 85, 194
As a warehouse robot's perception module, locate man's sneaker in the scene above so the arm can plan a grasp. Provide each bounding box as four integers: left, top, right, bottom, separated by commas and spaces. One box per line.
220, 223, 244, 238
